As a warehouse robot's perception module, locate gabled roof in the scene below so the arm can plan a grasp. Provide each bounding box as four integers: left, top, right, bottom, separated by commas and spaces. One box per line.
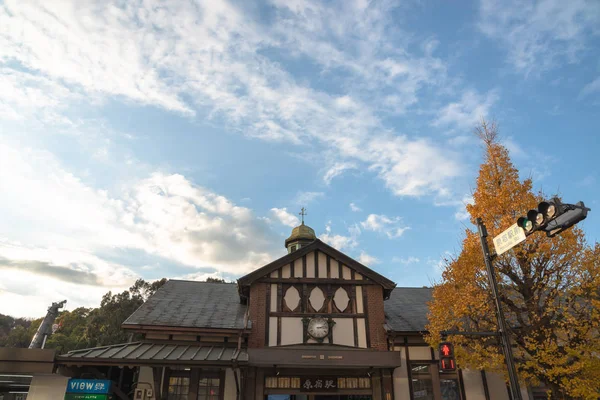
384, 287, 433, 332
122, 281, 247, 331
237, 239, 396, 299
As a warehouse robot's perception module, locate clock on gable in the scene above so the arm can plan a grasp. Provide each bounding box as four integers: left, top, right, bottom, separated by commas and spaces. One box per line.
303, 317, 335, 343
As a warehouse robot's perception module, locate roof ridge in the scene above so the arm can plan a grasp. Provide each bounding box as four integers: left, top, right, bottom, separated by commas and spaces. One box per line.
393, 287, 433, 289
167, 279, 237, 284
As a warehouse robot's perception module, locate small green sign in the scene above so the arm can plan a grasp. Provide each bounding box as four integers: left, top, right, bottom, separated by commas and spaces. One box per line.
64, 394, 111, 400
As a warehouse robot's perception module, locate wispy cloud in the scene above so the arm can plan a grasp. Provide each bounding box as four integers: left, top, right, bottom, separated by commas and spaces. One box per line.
478, 0, 600, 76
296, 191, 325, 205
319, 222, 360, 251
323, 162, 358, 185
0, 0, 464, 199
577, 174, 596, 187
0, 136, 288, 315
270, 207, 300, 227
0, 141, 279, 275
349, 202, 362, 212
433, 89, 499, 129
392, 256, 420, 264
579, 77, 600, 99
358, 251, 380, 266
435, 195, 475, 221
360, 214, 409, 238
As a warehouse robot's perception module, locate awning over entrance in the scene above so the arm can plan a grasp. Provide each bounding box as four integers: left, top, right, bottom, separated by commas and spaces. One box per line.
56, 342, 248, 366
248, 348, 400, 368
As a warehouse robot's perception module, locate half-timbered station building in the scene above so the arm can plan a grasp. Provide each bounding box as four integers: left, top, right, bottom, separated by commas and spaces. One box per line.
51, 222, 535, 400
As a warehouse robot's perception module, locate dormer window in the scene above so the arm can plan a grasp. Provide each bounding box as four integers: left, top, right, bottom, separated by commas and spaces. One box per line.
290, 245, 297, 252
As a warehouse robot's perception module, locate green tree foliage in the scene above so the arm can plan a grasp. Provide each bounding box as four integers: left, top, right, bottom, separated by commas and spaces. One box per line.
0, 314, 41, 348
205, 277, 226, 283
0, 278, 167, 353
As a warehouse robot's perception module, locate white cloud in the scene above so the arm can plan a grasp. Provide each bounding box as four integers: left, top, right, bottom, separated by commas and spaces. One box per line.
576, 174, 595, 187
501, 136, 526, 159
358, 251, 379, 266
433, 89, 499, 129
270, 208, 300, 227
428, 251, 453, 276
0, 68, 78, 123
392, 256, 420, 264
349, 203, 362, 212
176, 271, 229, 282
0, 266, 131, 318
360, 214, 409, 238
434, 194, 474, 221
579, 77, 600, 99
478, 0, 600, 75
0, 140, 282, 315
323, 162, 357, 185
454, 196, 475, 221
0, 0, 464, 199
296, 191, 325, 205
268, 0, 447, 112
319, 223, 360, 251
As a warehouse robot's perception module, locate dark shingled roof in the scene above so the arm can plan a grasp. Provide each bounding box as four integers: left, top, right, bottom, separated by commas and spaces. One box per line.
384, 287, 433, 332
123, 280, 432, 333
123, 280, 247, 330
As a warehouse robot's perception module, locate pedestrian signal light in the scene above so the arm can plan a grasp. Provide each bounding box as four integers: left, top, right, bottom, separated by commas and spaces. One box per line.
439, 342, 456, 372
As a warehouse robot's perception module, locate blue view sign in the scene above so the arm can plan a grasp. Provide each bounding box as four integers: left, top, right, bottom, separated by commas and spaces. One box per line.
67, 379, 112, 394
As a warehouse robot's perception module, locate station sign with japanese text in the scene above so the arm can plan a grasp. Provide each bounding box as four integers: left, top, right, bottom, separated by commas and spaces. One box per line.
300, 377, 338, 392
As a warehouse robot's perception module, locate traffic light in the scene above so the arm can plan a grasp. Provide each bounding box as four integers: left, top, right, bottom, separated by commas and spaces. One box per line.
517, 198, 590, 237
439, 342, 456, 372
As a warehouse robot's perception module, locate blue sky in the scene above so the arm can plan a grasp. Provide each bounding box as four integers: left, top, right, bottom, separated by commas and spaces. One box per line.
0, 0, 599, 317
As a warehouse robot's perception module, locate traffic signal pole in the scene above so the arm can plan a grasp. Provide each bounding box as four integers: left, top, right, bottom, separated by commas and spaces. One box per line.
477, 218, 523, 400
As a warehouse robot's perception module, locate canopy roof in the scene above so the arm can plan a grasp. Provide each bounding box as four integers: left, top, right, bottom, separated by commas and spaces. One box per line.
57, 341, 248, 366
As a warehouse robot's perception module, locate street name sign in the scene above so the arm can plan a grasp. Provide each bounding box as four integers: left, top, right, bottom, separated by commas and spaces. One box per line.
493, 223, 526, 255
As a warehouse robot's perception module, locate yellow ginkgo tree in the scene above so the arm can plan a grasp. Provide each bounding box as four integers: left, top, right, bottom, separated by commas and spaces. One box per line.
426, 120, 600, 399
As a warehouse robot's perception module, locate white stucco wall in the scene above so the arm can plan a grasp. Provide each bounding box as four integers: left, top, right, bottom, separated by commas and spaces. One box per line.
268, 317, 278, 346
330, 259, 339, 278
486, 372, 510, 400
461, 369, 486, 400
356, 318, 367, 348
392, 348, 410, 400
26, 374, 69, 400
408, 346, 432, 361
318, 252, 327, 277
137, 366, 156, 398
280, 317, 303, 345
224, 368, 237, 400
306, 252, 316, 277
342, 265, 352, 279
332, 318, 354, 346
294, 260, 303, 277
270, 284, 278, 311
356, 287, 364, 313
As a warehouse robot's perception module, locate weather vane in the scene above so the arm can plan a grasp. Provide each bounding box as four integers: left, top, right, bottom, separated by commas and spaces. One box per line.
299, 207, 307, 225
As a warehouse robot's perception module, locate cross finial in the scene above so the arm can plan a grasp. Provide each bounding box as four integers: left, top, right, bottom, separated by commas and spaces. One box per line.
299, 207, 307, 225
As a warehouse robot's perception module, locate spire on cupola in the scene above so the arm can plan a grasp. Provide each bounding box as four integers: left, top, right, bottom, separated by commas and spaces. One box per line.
284, 207, 316, 253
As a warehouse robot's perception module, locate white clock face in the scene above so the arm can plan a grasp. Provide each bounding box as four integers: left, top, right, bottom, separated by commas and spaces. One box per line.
308, 317, 329, 339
